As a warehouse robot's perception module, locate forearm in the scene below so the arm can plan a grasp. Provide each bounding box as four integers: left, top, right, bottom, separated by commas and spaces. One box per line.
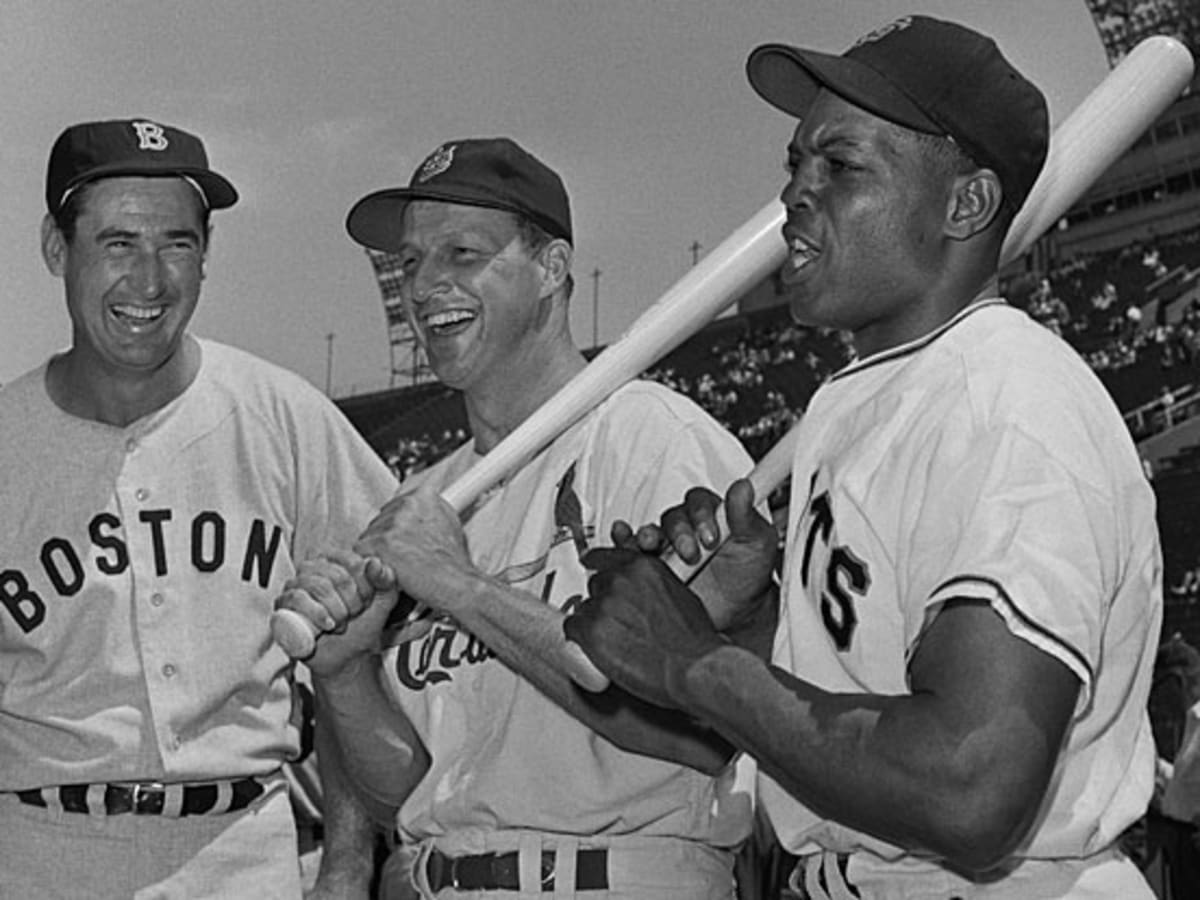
315, 655, 429, 813
677, 645, 1051, 870
310, 725, 381, 898
718, 581, 779, 659
447, 570, 736, 775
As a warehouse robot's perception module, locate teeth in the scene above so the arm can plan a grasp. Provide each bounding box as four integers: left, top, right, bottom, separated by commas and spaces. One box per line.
426, 310, 476, 329
112, 305, 165, 321
787, 234, 819, 269
790, 236, 817, 257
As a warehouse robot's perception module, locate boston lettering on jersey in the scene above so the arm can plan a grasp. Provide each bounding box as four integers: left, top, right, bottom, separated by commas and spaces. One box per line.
1, 508, 284, 634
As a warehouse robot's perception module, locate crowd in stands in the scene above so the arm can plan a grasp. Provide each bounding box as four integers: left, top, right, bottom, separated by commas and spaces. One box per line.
1005, 224, 1200, 403
640, 320, 853, 461
383, 429, 467, 482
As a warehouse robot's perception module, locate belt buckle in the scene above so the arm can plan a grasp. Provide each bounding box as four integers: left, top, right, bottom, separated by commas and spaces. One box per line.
131, 781, 165, 814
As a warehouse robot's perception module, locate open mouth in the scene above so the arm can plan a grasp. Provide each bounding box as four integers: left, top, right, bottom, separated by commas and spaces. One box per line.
111, 304, 167, 326
780, 230, 821, 283
423, 309, 477, 335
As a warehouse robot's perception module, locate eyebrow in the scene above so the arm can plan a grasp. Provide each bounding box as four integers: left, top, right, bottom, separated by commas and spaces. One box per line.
804, 130, 867, 153
94, 226, 202, 243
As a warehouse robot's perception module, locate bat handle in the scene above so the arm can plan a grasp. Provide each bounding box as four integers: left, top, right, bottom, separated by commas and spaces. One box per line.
270, 581, 609, 690
665, 425, 799, 583
271, 608, 320, 659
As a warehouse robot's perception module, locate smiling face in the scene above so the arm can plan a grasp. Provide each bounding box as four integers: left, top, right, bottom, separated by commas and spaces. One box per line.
44, 176, 207, 382
394, 200, 554, 394
778, 89, 959, 357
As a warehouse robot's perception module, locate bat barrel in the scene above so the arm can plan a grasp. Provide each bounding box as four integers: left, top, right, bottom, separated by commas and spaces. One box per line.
1004, 35, 1194, 262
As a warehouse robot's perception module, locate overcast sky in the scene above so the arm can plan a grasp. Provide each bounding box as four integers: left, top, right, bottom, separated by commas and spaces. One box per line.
0, 1, 1110, 396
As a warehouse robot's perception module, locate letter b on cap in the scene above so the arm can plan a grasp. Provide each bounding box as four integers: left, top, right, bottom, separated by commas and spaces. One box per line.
132, 121, 169, 151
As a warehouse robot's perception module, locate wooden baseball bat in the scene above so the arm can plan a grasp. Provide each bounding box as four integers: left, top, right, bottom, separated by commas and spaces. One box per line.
272, 35, 1193, 685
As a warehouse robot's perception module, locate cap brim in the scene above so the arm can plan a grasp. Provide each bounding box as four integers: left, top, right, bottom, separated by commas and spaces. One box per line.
747, 44, 939, 134
346, 185, 543, 253
60, 164, 238, 210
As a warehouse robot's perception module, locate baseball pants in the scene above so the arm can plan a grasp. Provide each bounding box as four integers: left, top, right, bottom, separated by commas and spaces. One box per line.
0, 774, 301, 899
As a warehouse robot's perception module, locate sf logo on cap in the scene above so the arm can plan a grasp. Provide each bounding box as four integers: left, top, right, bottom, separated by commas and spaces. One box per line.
131, 121, 169, 152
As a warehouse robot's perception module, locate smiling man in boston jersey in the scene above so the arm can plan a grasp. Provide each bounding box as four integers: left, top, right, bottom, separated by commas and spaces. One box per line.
565, 15, 1163, 900
0, 119, 398, 898
276, 137, 769, 899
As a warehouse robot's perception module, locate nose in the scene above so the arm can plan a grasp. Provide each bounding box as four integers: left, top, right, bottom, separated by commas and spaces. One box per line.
129, 249, 167, 299
781, 158, 818, 212
409, 254, 450, 304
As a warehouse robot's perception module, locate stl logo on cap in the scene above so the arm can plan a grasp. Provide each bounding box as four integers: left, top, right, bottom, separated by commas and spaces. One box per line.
417, 144, 455, 183
850, 15, 913, 50
131, 121, 169, 152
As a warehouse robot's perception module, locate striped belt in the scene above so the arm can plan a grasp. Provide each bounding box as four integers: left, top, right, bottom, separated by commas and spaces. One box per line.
426, 847, 609, 892
13, 776, 265, 817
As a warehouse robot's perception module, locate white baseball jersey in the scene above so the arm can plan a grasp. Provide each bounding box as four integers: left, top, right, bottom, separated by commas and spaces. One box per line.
762, 300, 1161, 896
0, 338, 396, 789
381, 381, 755, 854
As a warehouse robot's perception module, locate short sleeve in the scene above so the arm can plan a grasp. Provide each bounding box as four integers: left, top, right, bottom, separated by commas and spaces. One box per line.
905, 425, 1114, 702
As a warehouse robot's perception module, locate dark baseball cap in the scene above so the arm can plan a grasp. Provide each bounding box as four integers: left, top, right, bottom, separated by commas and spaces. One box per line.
746, 14, 1048, 211
346, 137, 572, 252
46, 118, 238, 215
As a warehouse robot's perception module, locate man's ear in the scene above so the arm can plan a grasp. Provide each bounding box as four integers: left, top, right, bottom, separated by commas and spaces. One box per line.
946, 169, 1005, 241
538, 238, 573, 296
41, 213, 67, 276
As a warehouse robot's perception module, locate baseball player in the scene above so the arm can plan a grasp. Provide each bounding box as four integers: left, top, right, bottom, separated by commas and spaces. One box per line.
0, 118, 397, 898
565, 15, 1163, 899
278, 137, 764, 899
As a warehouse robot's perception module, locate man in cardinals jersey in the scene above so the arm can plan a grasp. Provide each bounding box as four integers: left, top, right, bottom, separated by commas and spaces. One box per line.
0, 118, 396, 898
565, 15, 1162, 899
277, 137, 766, 899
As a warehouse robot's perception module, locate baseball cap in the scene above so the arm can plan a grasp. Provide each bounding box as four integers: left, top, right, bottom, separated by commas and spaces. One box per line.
746, 15, 1048, 211
46, 118, 238, 215
346, 137, 572, 253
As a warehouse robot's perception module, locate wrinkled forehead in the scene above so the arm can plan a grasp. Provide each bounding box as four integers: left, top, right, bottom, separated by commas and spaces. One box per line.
73, 174, 208, 226
790, 89, 915, 154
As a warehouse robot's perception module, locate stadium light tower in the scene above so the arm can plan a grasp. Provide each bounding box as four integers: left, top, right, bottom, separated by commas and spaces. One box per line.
363, 248, 431, 387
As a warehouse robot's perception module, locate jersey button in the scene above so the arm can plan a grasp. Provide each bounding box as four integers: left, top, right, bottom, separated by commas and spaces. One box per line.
162, 663, 177, 678
125, 437, 138, 453
150, 593, 165, 607
135, 488, 150, 502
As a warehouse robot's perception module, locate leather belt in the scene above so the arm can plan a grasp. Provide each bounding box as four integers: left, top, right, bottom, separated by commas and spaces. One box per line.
14, 776, 265, 817
426, 847, 609, 892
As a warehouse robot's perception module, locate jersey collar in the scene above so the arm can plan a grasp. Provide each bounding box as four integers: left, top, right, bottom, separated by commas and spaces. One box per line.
830, 297, 1007, 383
